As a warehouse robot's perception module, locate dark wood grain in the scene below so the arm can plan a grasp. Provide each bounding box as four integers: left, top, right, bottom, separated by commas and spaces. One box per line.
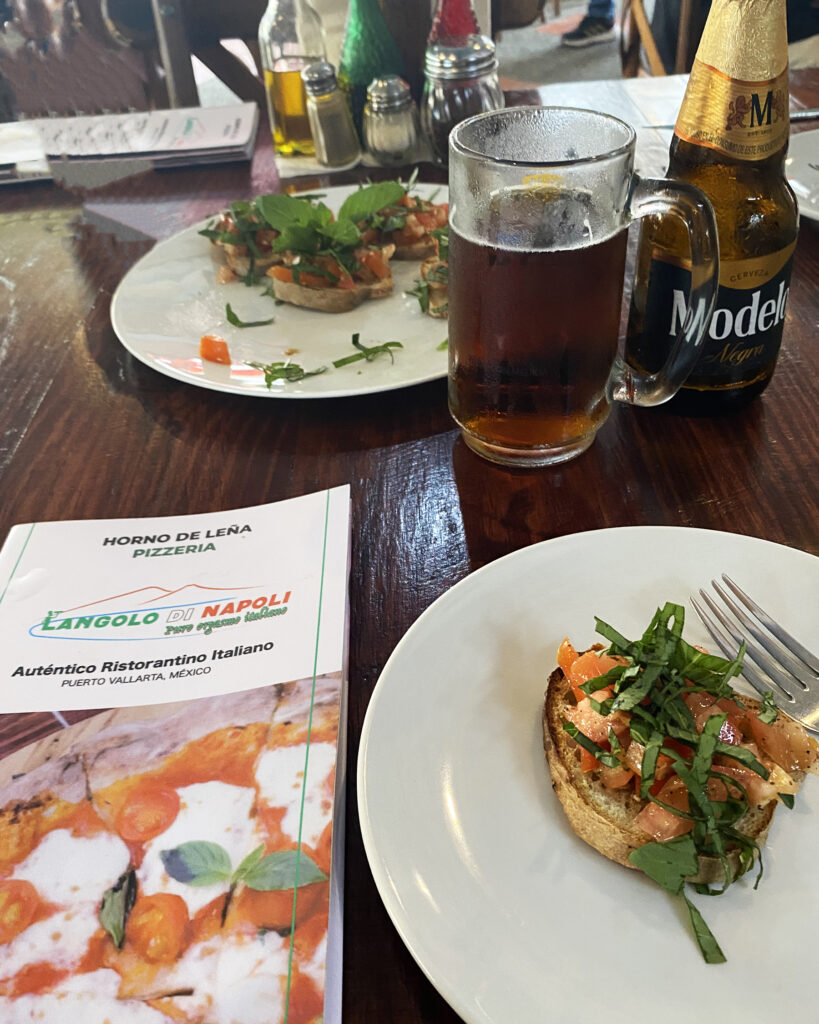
0, 68, 817, 1024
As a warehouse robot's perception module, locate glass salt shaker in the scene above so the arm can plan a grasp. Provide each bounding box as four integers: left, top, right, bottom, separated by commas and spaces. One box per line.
362, 75, 420, 166
302, 61, 361, 167
421, 34, 504, 164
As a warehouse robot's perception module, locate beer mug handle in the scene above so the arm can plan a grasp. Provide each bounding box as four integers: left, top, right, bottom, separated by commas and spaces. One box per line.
609, 175, 719, 406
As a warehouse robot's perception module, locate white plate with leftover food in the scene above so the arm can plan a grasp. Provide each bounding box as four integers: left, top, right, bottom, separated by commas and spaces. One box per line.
358, 526, 818, 1024
786, 128, 819, 222
110, 183, 448, 399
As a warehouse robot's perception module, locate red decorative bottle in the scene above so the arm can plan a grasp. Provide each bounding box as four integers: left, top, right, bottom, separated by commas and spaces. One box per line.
427, 0, 480, 43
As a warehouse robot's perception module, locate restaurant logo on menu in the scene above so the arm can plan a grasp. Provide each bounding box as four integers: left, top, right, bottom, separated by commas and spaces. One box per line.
30, 583, 292, 642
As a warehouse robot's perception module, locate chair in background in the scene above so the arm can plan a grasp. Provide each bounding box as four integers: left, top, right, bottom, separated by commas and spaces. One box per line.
492, 0, 550, 37
0, 0, 267, 118
620, 0, 704, 77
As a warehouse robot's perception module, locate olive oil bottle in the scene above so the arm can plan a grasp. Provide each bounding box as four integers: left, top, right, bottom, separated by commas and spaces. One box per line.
258, 0, 326, 156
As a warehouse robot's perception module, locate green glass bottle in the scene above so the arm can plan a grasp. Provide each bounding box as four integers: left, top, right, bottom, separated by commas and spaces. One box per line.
338, 0, 405, 137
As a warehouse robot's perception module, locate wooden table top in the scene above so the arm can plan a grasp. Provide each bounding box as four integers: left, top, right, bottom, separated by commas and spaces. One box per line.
0, 67, 817, 1024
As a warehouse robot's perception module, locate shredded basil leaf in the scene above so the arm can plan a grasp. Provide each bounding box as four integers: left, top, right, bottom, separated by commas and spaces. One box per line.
225, 303, 275, 328
758, 690, 779, 724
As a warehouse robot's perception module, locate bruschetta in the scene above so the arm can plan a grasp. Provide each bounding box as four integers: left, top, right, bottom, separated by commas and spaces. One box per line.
361, 191, 449, 260
201, 201, 285, 284
266, 244, 395, 313
408, 226, 448, 318
542, 603, 817, 961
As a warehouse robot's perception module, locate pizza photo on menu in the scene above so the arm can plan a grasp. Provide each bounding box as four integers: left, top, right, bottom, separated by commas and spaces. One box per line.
0, 674, 343, 1023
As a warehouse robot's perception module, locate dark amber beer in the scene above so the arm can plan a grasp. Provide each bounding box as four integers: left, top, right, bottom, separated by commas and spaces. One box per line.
446, 107, 719, 467
625, 0, 798, 413
448, 207, 628, 450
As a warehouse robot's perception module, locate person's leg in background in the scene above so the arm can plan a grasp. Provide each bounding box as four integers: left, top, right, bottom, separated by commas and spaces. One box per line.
561, 0, 616, 46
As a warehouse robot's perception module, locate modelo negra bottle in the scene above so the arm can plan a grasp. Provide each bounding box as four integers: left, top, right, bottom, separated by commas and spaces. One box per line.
625, 0, 799, 413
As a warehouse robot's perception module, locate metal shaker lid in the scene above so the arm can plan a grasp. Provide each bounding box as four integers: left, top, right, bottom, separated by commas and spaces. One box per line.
301, 60, 339, 95
365, 75, 413, 112
424, 34, 497, 80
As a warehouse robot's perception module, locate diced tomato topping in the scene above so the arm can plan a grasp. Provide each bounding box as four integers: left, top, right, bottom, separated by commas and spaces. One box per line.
557, 637, 579, 678
357, 248, 391, 279
567, 649, 623, 702
709, 761, 777, 807
199, 334, 231, 365
564, 694, 618, 745
600, 765, 634, 789
636, 775, 693, 840
694, 705, 744, 744
415, 210, 439, 230
747, 709, 818, 773
664, 737, 694, 760
329, 261, 356, 289
268, 265, 328, 289
580, 747, 600, 772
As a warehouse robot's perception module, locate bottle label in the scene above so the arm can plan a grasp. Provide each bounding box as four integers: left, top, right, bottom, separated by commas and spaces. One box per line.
674, 59, 789, 160
634, 243, 795, 386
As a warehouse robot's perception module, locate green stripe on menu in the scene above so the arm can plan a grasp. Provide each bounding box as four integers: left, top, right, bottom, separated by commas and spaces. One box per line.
284, 488, 332, 1024
0, 524, 36, 607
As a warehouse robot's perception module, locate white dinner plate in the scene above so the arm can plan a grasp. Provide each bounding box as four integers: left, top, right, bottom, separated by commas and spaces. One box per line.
358, 527, 819, 1024
110, 183, 448, 398
787, 128, 819, 222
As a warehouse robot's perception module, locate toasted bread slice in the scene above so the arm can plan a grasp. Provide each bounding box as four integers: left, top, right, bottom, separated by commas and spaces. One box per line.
221, 246, 283, 281
393, 237, 437, 260
271, 274, 394, 313
543, 667, 785, 884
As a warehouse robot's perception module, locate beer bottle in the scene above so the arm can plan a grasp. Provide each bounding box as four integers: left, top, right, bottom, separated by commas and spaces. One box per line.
625, 0, 798, 413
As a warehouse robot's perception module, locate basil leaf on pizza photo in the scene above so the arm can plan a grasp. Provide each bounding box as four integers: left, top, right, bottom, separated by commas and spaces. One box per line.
99, 868, 137, 949
161, 841, 233, 886
240, 849, 327, 891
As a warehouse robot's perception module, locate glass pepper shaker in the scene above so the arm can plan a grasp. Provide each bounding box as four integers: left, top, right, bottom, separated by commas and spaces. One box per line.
302, 61, 361, 167
362, 75, 420, 166
421, 35, 504, 164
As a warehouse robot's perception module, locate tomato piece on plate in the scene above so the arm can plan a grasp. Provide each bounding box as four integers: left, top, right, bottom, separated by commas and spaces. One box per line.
199, 334, 231, 365
116, 782, 180, 842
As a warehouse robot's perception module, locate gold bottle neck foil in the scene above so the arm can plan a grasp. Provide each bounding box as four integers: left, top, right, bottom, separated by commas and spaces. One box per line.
674, 0, 789, 160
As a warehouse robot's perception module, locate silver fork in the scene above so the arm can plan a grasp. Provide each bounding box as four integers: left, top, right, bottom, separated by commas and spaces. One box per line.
691, 574, 819, 734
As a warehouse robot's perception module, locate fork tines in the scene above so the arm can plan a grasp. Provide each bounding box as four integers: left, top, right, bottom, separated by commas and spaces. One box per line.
691, 574, 819, 730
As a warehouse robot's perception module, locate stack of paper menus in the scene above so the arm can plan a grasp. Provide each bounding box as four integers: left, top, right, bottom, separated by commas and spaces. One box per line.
0, 487, 349, 1024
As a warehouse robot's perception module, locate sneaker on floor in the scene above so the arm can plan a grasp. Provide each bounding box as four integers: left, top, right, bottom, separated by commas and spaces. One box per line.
561, 16, 616, 47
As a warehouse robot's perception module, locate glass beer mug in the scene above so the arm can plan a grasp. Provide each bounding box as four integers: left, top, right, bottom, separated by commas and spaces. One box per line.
447, 106, 719, 467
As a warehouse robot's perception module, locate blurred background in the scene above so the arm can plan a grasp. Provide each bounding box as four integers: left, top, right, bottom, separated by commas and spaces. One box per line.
0, 0, 816, 121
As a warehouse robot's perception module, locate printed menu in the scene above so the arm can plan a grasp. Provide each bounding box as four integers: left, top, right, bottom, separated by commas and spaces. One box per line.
0, 487, 350, 1023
